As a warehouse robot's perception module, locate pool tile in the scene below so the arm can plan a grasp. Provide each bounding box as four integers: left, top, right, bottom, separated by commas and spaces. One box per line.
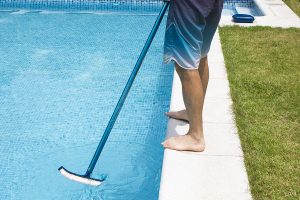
203, 97, 235, 124
159, 150, 252, 200
166, 120, 243, 156
206, 78, 231, 98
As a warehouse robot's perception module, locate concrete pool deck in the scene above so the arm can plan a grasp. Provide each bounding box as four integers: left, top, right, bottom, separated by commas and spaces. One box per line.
159, 31, 252, 200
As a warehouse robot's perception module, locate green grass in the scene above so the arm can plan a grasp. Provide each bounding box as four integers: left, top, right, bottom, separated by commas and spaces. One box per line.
283, 0, 300, 17
219, 26, 300, 200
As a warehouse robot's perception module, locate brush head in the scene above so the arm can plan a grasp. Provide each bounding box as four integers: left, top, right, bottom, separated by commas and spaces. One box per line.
58, 166, 102, 186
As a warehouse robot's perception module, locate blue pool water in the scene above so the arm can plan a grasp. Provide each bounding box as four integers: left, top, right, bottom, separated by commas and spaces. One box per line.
0, 0, 262, 199
223, 0, 263, 16
0, 7, 173, 200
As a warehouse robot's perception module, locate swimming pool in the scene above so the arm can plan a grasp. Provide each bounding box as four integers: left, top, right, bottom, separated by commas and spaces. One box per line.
0, 0, 261, 199
0, 4, 173, 199
223, 0, 263, 16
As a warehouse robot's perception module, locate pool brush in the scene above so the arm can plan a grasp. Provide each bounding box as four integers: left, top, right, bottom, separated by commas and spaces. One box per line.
58, 0, 170, 186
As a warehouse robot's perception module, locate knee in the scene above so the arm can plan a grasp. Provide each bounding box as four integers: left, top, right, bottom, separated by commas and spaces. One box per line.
175, 63, 199, 81
199, 56, 208, 67
198, 56, 208, 72
201, 56, 208, 63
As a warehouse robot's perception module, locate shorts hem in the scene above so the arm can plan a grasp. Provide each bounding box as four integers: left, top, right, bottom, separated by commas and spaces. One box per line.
164, 57, 199, 70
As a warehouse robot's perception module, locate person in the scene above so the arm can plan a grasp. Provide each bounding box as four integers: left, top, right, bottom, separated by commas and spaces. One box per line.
161, 0, 223, 152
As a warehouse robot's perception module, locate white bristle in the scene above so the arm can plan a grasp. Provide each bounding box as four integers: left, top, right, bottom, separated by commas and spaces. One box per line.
59, 167, 102, 186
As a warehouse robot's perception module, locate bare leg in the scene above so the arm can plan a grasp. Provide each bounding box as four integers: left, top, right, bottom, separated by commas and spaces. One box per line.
198, 56, 209, 98
162, 62, 205, 152
166, 56, 209, 122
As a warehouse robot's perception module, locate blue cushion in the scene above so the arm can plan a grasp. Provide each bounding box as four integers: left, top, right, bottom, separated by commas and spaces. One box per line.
232, 14, 255, 23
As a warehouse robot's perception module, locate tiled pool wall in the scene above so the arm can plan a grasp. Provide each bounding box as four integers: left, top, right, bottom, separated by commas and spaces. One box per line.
225, 0, 256, 7
224, 0, 264, 16
0, 0, 263, 14
0, 0, 163, 12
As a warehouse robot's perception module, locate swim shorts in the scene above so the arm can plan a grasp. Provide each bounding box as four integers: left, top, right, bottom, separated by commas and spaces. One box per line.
163, 0, 223, 69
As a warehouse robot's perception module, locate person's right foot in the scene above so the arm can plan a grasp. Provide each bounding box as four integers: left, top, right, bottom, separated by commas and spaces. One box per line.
162, 133, 205, 152
165, 109, 189, 122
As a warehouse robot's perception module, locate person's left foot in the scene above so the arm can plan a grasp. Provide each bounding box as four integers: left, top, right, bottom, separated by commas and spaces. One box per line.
165, 110, 189, 123
162, 133, 205, 152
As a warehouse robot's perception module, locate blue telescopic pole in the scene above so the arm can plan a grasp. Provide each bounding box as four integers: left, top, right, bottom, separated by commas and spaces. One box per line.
85, 0, 170, 177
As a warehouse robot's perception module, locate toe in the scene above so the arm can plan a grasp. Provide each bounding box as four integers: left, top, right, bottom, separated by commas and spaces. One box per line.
163, 137, 178, 150
162, 138, 172, 148
162, 141, 169, 148
165, 112, 173, 118
161, 140, 168, 148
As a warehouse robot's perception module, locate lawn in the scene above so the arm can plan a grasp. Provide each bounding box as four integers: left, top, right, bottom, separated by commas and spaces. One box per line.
283, 0, 300, 16
219, 26, 300, 199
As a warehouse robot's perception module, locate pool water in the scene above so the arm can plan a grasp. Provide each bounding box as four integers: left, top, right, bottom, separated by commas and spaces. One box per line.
222, 0, 263, 16
0, 0, 263, 199
0, 9, 173, 200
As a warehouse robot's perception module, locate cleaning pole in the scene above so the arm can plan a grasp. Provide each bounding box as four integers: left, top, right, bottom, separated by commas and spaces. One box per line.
58, 0, 170, 186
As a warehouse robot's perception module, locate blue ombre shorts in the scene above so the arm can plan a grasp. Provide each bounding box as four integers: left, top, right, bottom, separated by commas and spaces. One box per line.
163, 0, 223, 69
